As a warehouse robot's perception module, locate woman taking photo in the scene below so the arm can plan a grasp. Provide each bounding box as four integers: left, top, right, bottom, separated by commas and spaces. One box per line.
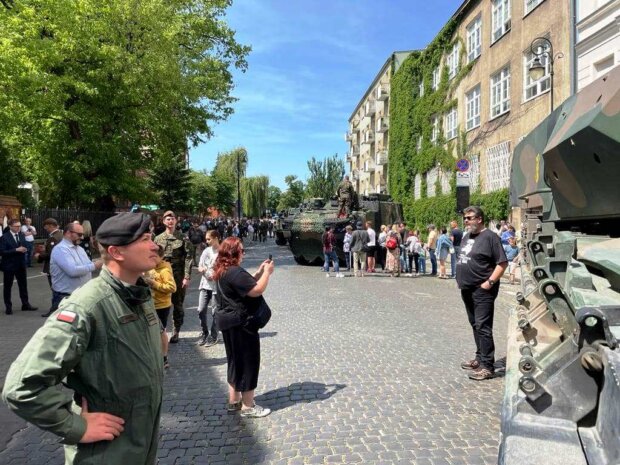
213, 237, 274, 418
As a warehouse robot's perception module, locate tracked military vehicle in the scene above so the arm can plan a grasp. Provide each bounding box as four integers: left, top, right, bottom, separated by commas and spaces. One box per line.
500, 67, 620, 465
275, 194, 403, 265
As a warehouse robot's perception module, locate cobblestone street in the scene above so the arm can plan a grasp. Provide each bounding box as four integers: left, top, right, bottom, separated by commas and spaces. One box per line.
0, 240, 513, 465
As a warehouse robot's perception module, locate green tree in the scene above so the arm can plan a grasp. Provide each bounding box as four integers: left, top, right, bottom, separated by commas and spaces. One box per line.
0, 0, 249, 209
305, 154, 345, 200
278, 175, 305, 210
241, 175, 269, 218
0, 142, 25, 196
267, 186, 282, 213
147, 153, 191, 211
212, 147, 248, 185
210, 171, 235, 215
187, 169, 215, 218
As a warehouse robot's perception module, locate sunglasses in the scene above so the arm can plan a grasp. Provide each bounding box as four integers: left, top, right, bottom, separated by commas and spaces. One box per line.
463, 216, 478, 221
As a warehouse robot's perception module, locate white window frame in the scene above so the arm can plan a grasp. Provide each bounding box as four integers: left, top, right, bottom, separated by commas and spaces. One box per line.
485, 141, 511, 192
427, 167, 438, 198
445, 108, 458, 141
414, 173, 422, 199
432, 67, 440, 90
419, 81, 424, 97
431, 115, 439, 143
417, 136, 423, 150
523, 44, 550, 102
525, 0, 544, 15
447, 42, 460, 79
466, 16, 482, 63
468, 153, 480, 192
491, 0, 511, 44
490, 66, 511, 119
466, 85, 481, 131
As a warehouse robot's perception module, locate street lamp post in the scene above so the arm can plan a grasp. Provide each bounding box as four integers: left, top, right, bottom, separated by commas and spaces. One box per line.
528, 37, 562, 114
237, 151, 241, 221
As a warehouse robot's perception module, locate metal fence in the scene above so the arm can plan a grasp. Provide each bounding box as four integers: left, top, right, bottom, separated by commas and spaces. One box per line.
23, 208, 116, 240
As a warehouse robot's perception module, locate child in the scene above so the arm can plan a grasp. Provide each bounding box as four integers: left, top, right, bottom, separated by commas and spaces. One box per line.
197, 230, 220, 346
417, 243, 427, 275
145, 245, 177, 369
504, 236, 520, 284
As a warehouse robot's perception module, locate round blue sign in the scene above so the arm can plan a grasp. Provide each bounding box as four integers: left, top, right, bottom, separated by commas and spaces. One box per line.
456, 158, 470, 172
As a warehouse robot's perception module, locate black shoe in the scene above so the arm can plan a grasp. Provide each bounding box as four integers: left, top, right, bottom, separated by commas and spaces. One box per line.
169, 331, 179, 343
5, 308, 13, 315
22, 304, 38, 311
204, 336, 217, 347
41, 311, 54, 318
198, 334, 208, 346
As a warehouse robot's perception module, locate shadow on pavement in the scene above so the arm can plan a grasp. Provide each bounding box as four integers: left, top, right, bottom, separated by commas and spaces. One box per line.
259, 331, 277, 339
255, 381, 347, 413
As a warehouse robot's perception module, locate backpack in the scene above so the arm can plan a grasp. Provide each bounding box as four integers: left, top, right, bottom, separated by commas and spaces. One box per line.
189, 228, 203, 245
386, 236, 398, 250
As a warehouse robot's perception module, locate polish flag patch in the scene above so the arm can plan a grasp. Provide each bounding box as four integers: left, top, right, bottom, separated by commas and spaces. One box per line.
57, 310, 77, 323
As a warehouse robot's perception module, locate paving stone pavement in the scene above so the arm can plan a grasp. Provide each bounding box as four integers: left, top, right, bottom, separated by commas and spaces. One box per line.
0, 239, 514, 465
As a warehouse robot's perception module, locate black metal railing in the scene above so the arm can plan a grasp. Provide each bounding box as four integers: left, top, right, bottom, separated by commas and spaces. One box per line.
23, 209, 116, 240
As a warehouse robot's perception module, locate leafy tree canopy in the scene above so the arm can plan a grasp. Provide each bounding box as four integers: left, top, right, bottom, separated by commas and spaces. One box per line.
0, 0, 249, 209
305, 154, 345, 200
277, 175, 305, 211
241, 175, 268, 218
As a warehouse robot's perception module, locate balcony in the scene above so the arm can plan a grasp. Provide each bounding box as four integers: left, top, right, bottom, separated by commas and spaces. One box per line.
344, 132, 352, 142
362, 130, 374, 144
376, 117, 389, 133
363, 158, 376, 172
350, 169, 359, 181
376, 150, 388, 165
364, 100, 376, 116
376, 83, 389, 101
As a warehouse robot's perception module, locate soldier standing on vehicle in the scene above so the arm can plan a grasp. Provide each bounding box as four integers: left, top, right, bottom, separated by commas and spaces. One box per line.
336, 175, 356, 218
154, 210, 194, 343
2, 212, 164, 465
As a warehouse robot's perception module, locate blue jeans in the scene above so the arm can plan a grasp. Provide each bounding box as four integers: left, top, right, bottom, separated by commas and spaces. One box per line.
429, 248, 437, 275
323, 250, 339, 272
451, 246, 461, 277
418, 256, 426, 274
51, 291, 71, 312
24, 241, 34, 267
345, 251, 351, 270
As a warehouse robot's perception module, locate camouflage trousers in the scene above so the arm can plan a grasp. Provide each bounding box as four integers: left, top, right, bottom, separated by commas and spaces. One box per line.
171, 270, 186, 331
338, 198, 351, 216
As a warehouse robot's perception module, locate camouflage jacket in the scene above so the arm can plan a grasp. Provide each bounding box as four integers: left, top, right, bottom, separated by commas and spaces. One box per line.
154, 230, 194, 280
336, 180, 355, 199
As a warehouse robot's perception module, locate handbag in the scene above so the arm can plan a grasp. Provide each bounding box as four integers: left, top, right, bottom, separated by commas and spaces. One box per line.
248, 298, 272, 329
386, 236, 398, 250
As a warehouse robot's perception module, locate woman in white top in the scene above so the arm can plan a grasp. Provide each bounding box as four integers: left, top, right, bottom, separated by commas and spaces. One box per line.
377, 225, 388, 271
366, 221, 377, 273
20, 218, 37, 267
197, 230, 220, 346
405, 230, 420, 276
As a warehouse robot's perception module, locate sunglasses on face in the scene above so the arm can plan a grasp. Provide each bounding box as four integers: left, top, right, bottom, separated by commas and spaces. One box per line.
463, 216, 478, 221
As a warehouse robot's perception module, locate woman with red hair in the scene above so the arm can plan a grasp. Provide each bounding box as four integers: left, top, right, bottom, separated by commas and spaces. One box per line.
212, 237, 274, 418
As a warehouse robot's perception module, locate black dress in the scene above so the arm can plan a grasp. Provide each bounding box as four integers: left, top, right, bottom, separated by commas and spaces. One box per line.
215, 266, 262, 392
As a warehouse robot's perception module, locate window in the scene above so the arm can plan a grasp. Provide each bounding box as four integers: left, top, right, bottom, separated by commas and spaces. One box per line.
445, 108, 458, 140
440, 169, 452, 194
431, 115, 440, 143
490, 66, 510, 118
485, 141, 511, 192
525, 0, 544, 15
414, 173, 422, 199
466, 85, 481, 131
467, 16, 482, 62
524, 44, 550, 101
419, 81, 424, 97
594, 55, 615, 78
432, 67, 440, 90
417, 136, 423, 150
469, 154, 480, 192
447, 42, 460, 79
492, 0, 511, 43
427, 167, 438, 198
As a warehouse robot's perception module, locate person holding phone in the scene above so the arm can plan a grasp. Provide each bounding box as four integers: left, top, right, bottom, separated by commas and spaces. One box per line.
213, 237, 274, 418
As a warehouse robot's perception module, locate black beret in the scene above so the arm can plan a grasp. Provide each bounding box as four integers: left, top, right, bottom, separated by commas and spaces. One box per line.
96, 213, 151, 246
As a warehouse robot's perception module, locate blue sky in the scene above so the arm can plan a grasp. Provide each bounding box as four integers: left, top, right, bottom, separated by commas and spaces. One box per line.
189, 0, 463, 190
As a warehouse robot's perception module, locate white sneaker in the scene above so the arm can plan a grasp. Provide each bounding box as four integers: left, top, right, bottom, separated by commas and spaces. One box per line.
240, 404, 271, 418
336, 273, 344, 278
325, 273, 330, 278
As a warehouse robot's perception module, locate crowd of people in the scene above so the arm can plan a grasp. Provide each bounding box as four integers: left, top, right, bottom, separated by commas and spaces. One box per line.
0, 207, 522, 463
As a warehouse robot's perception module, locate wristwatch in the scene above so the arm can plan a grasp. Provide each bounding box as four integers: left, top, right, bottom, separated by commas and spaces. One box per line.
487, 279, 496, 286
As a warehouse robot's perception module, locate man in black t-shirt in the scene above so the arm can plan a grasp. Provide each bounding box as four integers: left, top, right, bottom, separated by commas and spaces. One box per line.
456, 206, 507, 381
450, 220, 463, 278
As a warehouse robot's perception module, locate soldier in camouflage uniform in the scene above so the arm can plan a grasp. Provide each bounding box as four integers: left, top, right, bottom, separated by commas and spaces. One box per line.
154, 210, 194, 343
336, 175, 356, 218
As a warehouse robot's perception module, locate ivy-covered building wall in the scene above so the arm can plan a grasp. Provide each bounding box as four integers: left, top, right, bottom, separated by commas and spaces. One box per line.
387, 0, 572, 230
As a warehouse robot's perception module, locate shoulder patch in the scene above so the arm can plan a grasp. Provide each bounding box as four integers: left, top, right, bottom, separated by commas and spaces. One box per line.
57, 310, 77, 324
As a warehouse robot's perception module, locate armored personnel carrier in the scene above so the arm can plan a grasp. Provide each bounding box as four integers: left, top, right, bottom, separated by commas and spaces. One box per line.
500, 67, 620, 465
275, 194, 403, 265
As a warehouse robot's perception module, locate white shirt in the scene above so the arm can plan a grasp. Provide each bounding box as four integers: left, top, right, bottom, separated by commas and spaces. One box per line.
198, 246, 218, 291
21, 224, 36, 242
367, 227, 376, 247
50, 238, 95, 293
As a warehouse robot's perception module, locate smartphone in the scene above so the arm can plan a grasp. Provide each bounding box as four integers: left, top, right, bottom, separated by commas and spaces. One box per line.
268, 254, 273, 261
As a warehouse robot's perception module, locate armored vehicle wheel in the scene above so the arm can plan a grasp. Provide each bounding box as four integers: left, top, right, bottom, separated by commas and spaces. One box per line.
293, 255, 310, 265
275, 234, 287, 246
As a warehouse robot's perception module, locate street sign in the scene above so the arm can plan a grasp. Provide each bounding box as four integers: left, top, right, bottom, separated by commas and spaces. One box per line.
456, 171, 470, 187
456, 158, 470, 172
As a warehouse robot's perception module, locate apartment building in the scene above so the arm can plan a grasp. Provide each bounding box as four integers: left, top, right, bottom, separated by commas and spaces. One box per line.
346, 51, 413, 196
575, 0, 620, 90
413, 0, 571, 199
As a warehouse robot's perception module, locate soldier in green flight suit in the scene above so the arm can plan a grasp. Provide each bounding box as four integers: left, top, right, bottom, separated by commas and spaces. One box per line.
154, 210, 194, 343
2, 212, 164, 465
336, 175, 356, 218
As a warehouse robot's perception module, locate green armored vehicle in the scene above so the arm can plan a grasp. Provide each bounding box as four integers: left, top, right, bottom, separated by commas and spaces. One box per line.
500, 66, 620, 465
275, 194, 403, 265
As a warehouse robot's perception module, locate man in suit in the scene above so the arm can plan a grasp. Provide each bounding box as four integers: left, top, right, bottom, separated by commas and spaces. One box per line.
0, 219, 38, 314
34, 218, 63, 287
